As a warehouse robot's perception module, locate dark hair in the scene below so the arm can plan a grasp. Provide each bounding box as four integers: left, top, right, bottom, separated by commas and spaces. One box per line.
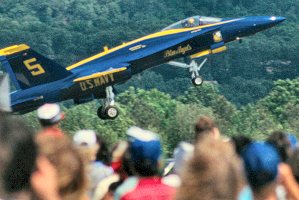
267, 131, 291, 162
231, 135, 252, 156
95, 135, 109, 165
108, 180, 123, 193
133, 159, 159, 177
121, 147, 135, 177
0, 114, 38, 193
194, 116, 218, 140
127, 143, 159, 177
39, 119, 59, 127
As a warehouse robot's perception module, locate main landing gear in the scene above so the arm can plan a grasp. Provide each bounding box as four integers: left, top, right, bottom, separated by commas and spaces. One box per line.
97, 86, 119, 120
168, 58, 208, 86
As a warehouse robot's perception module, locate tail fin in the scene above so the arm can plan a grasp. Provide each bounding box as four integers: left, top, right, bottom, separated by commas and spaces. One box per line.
0, 44, 72, 90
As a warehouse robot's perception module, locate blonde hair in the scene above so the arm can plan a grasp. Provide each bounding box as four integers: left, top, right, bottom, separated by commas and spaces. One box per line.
176, 135, 243, 200
35, 135, 87, 200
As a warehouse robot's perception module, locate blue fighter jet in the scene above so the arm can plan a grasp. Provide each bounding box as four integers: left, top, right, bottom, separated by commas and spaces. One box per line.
0, 16, 285, 119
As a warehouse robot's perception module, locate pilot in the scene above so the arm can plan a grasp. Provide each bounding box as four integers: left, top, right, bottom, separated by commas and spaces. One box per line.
37, 103, 65, 137
184, 18, 196, 28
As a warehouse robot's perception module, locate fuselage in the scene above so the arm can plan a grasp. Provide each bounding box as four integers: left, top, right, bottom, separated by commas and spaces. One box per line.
11, 16, 285, 113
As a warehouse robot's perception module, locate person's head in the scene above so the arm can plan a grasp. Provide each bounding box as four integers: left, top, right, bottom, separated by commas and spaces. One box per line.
267, 131, 292, 162
37, 103, 64, 128
176, 135, 243, 200
110, 141, 131, 178
95, 134, 109, 165
102, 180, 123, 200
173, 142, 194, 175
194, 116, 220, 140
0, 115, 37, 196
241, 142, 281, 193
73, 129, 99, 163
188, 18, 195, 25
36, 134, 87, 200
287, 147, 299, 183
126, 126, 162, 177
231, 135, 252, 156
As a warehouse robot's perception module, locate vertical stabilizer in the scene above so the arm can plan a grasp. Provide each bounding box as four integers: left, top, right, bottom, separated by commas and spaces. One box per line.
0, 44, 72, 90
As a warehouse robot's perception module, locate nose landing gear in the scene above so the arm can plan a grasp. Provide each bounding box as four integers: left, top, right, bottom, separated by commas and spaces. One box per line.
97, 86, 119, 120
167, 58, 207, 86
189, 59, 207, 86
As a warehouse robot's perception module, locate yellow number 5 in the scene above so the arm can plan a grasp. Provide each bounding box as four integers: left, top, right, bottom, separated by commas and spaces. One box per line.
23, 58, 45, 76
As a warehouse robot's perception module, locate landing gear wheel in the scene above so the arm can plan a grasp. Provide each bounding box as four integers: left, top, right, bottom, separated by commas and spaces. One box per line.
105, 106, 119, 120
97, 106, 119, 120
97, 106, 108, 120
192, 76, 203, 86
96, 86, 120, 120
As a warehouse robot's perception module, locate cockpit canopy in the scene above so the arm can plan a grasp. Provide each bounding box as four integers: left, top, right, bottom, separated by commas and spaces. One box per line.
162, 16, 223, 31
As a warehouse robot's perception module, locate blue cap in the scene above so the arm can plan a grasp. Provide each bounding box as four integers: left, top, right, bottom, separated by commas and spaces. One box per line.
241, 142, 281, 188
127, 126, 161, 165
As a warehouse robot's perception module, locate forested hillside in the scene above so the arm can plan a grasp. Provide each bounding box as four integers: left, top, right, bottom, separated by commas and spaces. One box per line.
0, 0, 298, 105
24, 78, 299, 155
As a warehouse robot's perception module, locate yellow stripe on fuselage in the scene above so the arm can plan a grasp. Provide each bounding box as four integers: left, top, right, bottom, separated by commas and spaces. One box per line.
73, 67, 127, 82
190, 49, 211, 59
66, 19, 241, 70
0, 44, 30, 56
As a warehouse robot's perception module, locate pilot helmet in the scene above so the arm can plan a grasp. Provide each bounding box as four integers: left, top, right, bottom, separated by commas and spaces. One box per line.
188, 18, 195, 24
37, 103, 64, 127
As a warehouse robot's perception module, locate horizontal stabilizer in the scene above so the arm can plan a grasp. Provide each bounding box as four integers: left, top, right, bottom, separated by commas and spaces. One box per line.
73, 67, 127, 82
0, 44, 30, 56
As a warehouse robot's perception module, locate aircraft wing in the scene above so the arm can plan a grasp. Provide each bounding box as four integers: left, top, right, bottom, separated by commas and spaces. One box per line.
73, 65, 129, 82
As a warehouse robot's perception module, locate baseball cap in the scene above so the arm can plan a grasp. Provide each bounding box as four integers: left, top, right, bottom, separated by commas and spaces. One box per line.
241, 142, 281, 188
73, 130, 97, 147
37, 103, 64, 126
126, 126, 161, 165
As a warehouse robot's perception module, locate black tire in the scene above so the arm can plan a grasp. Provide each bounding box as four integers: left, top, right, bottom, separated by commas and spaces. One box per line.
97, 106, 108, 120
104, 105, 119, 120
192, 76, 203, 86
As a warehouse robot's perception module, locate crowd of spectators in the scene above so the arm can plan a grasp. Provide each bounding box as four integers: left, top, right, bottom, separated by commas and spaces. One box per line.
1, 76, 299, 200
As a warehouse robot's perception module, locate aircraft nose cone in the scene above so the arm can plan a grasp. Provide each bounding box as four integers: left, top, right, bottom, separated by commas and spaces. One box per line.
251, 16, 286, 32
269, 16, 286, 25
230, 16, 286, 39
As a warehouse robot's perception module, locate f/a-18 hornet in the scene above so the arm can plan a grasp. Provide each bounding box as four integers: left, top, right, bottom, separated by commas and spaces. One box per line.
0, 15, 285, 119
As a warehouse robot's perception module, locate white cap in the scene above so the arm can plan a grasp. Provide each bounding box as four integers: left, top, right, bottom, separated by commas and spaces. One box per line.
37, 103, 63, 126
73, 130, 97, 147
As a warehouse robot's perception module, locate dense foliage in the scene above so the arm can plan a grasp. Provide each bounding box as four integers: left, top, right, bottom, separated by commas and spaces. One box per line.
25, 78, 299, 155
